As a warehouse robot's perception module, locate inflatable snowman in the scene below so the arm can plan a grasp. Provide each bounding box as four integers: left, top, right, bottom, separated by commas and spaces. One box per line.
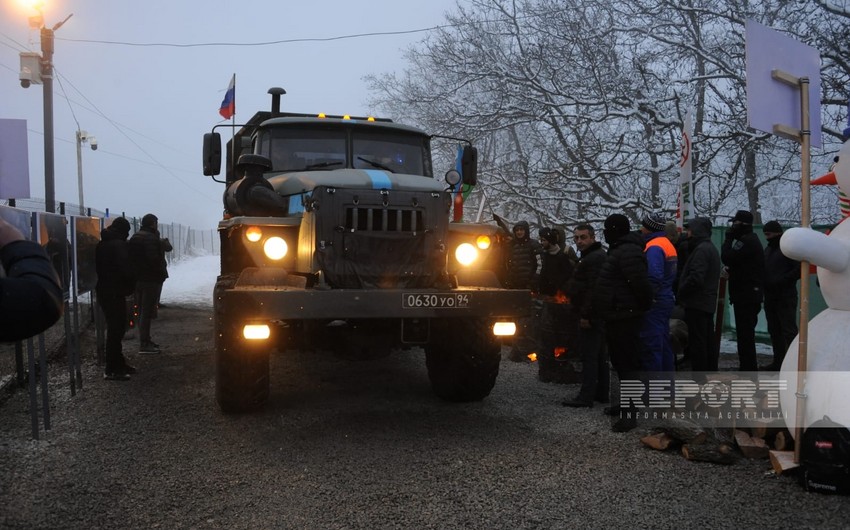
778, 140, 850, 434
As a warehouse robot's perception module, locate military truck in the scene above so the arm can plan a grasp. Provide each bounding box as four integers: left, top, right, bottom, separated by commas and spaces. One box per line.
202, 87, 530, 412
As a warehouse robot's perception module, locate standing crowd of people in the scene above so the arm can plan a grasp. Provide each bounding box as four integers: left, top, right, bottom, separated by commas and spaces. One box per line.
95, 213, 171, 381
503, 209, 800, 432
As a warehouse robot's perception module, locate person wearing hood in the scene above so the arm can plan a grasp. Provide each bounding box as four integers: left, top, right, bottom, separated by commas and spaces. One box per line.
761, 220, 800, 371
128, 213, 170, 354
506, 221, 540, 290
592, 214, 652, 432
506, 220, 542, 362
676, 217, 721, 372
721, 210, 764, 371
638, 212, 678, 373
95, 217, 137, 381
0, 218, 63, 342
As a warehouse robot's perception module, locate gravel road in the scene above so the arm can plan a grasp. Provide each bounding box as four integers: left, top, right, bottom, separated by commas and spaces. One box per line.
1, 304, 848, 529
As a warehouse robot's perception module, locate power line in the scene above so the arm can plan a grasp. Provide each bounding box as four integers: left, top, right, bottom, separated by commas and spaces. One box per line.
56, 26, 445, 48
52, 67, 219, 202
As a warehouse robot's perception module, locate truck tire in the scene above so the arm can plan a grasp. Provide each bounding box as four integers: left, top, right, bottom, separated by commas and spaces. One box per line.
425, 319, 501, 402
214, 274, 270, 413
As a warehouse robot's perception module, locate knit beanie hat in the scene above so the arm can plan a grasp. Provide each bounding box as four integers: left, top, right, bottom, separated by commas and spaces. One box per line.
603, 214, 631, 240
641, 212, 667, 233
539, 227, 559, 245
730, 210, 754, 224
763, 220, 783, 234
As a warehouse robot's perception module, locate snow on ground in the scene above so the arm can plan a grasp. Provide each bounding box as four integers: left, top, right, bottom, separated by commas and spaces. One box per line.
160, 254, 219, 307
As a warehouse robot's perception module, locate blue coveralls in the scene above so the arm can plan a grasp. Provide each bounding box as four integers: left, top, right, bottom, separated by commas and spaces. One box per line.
640, 233, 678, 372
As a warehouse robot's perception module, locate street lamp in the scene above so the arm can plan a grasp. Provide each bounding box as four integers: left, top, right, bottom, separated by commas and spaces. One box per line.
18, 5, 73, 214
76, 130, 96, 215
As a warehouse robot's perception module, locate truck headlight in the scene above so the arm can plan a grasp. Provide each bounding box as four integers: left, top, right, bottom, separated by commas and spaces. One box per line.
476, 235, 491, 249
243, 324, 271, 340
493, 321, 516, 336
455, 243, 478, 266
245, 226, 262, 242
263, 237, 288, 260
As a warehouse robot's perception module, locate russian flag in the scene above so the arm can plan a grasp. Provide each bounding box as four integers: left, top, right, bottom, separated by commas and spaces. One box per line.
219, 74, 235, 119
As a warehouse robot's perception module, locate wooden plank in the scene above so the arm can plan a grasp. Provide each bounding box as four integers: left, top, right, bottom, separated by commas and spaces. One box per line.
749, 418, 786, 441
734, 429, 769, 459
769, 450, 800, 475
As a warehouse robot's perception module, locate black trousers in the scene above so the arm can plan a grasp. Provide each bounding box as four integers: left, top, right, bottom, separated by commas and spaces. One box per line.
732, 301, 761, 371
764, 294, 798, 368
605, 317, 643, 410
576, 320, 609, 403
97, 289, 128, 372
684, 307, 717, 372
136, 280, 163, 344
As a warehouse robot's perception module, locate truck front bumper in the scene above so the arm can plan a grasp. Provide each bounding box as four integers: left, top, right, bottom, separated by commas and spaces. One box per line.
218, 284, 532, 321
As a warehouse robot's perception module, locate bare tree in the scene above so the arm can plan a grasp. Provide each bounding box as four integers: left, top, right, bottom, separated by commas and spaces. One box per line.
366, 0, 850, 228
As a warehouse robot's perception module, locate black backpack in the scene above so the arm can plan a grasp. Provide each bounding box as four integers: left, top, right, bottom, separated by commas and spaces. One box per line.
800, 416, 850, 495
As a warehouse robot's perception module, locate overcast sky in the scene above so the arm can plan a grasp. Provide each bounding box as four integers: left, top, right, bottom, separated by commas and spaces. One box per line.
0, 0, 461, 228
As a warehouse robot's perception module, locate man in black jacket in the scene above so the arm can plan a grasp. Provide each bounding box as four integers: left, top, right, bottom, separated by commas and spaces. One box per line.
592, 214, 652, 432
0, 217, 63, 342
677, 217, 721, 372
96, 217, 136, 380
720, 210, 764, 371
562, 223, 609, 407
761, 220, 799, 371
129, 214, 170, 354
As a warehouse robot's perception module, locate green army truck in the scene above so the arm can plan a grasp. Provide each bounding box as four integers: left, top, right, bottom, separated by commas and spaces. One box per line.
202, 87, 530, 412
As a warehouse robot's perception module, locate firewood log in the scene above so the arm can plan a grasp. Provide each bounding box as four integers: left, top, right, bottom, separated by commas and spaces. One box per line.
681, 442, 738, 465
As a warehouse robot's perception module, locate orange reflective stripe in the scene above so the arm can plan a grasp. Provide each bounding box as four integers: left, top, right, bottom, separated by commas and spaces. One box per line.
645, 237, 677, 259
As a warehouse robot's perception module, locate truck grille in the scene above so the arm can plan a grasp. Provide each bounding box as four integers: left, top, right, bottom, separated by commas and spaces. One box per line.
345, 207, 424, 233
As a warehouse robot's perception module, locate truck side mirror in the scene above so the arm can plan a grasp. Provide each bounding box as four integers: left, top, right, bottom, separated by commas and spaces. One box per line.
461, 146, 478, 186
203, 132, 222, 176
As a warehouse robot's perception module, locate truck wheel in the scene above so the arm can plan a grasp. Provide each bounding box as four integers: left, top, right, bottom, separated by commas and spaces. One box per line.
214, 274, 270, 413
425, 319, 501, 402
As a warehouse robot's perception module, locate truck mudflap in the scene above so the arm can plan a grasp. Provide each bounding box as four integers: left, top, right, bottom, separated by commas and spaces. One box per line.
220, 284, 532, 320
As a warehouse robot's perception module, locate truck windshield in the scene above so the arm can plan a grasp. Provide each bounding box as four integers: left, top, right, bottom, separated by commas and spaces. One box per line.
259, 128, 346, 172
257, 126, 431, 177
352, 132, 428, 177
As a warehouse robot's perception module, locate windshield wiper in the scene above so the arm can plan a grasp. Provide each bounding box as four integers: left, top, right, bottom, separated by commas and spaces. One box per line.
357, 156, 394, 173
304, 161, 343, 170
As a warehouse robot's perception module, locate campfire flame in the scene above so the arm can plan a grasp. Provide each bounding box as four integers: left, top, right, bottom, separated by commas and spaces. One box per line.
528, 352, 538, 362
553, 290, 570, 304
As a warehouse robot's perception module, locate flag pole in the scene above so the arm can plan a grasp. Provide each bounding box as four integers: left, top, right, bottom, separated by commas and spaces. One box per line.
229, 74, 236, 177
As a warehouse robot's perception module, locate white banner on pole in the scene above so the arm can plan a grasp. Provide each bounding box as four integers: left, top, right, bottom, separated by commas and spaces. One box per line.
678, 113, 693, 230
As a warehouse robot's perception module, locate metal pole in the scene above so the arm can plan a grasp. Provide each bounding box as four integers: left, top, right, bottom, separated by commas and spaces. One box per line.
76, 130, 85, 215
41, 26, 55, 213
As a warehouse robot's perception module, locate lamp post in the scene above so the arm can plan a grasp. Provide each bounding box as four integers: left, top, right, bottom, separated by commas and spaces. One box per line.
18, 7, 72, 214
75, 130, 96, 215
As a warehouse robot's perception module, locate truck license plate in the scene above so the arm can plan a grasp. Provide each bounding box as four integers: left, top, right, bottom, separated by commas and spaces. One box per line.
402, 293, 470, 309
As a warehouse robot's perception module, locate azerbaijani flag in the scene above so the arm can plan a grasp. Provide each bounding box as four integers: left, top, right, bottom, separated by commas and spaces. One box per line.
219, 74, 235, 119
